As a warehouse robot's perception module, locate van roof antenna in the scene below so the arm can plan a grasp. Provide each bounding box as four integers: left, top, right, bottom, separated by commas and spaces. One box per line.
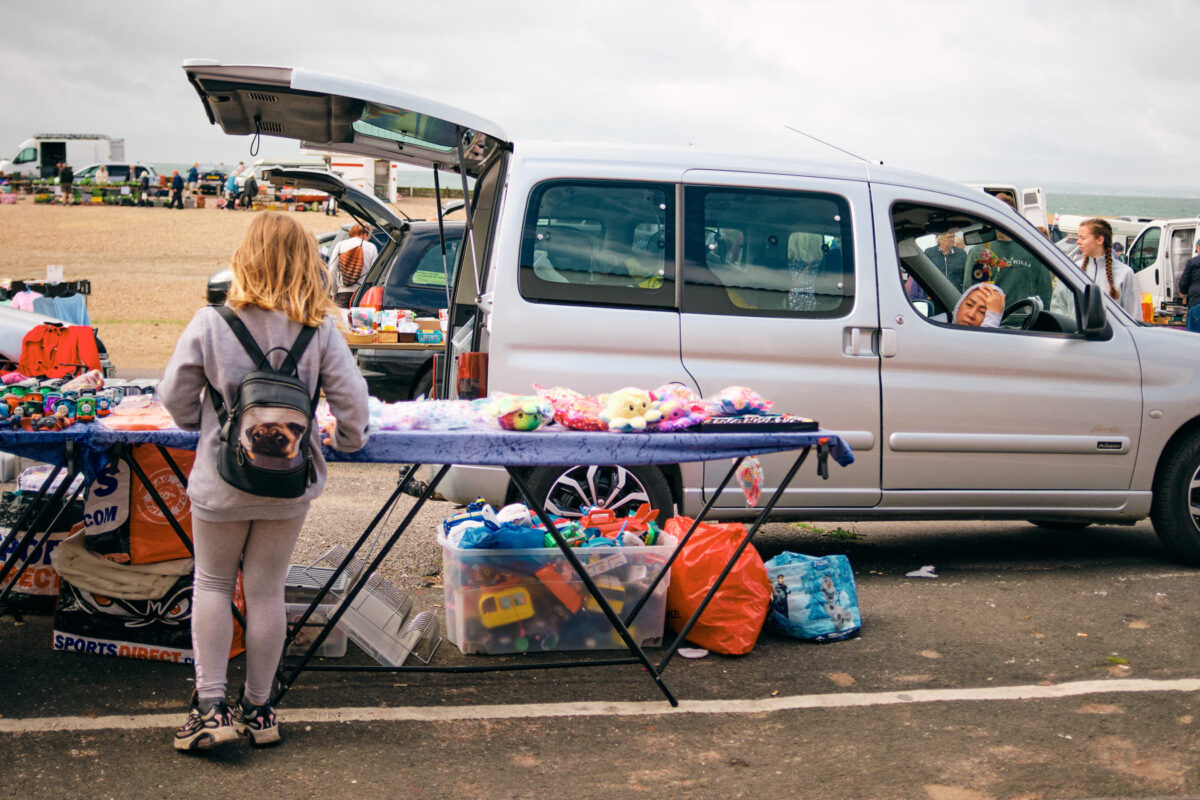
784, 124, 879, 165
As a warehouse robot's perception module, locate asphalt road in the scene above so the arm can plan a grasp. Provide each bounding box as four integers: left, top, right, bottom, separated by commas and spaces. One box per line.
2, 475, 1198, 799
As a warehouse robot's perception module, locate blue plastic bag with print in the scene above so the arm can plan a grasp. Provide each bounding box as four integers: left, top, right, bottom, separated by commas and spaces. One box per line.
764, 552, 861, 642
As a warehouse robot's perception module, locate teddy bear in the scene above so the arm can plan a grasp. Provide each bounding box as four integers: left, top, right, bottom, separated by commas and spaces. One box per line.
598, 387, 662, 432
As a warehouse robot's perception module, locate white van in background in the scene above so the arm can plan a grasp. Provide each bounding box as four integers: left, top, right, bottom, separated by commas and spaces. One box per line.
184, 60, 1200, 566
965, 183, 1048, 228
0, 133, 125, 178
1127, 217, 1200, 312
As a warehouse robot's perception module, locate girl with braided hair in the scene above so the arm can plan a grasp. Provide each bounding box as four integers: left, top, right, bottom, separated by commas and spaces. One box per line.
1077, 218, 1140, 318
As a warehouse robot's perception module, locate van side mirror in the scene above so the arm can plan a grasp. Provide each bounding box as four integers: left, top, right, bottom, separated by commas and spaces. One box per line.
1081, 283, 1107, 336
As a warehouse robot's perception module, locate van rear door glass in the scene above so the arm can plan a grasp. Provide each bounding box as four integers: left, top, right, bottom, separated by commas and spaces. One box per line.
518, 180, 676, 309
682, 186, 854, 318
1129, 226, 1160, 273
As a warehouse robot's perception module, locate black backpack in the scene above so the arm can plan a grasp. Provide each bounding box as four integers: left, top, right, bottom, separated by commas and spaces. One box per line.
207, 306, 321, 499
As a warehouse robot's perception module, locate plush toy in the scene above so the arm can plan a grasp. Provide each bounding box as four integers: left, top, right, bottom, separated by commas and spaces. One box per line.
487, 395, 554, 431
598, 387, 662, 432
652, 398, 707, 432
708, 385, 773, 417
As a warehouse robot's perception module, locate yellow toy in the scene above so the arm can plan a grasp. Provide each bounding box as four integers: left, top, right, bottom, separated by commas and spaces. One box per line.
598, 387, 662, 432
478, 584, 535, 628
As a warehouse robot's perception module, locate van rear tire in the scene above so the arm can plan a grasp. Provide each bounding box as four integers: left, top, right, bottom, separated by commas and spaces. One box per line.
1150, 430, 1200, 566
523, 464, 673, 525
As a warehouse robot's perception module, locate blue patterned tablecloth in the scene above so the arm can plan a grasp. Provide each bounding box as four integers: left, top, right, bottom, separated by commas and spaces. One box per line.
0, 423, 853, 482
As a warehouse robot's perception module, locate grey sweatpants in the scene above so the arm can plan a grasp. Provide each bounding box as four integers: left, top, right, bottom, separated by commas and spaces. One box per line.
192, 515, 304, 706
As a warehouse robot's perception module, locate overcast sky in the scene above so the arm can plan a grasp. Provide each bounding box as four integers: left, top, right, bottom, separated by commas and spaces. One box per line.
4, 0, 1198, 193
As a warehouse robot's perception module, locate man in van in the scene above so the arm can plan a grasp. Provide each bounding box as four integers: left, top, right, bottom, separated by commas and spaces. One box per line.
924, 231, 966, 291
1177, 240, 1200, 333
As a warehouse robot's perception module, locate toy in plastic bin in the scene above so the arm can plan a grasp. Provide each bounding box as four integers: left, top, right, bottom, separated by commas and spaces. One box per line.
708, 385, 773, 416
598, 387, 662, 432
478, 583, 535, 628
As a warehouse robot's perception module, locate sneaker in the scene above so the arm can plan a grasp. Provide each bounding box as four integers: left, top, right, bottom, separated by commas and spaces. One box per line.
174, 693, 237, 751
233, 690, 282, 747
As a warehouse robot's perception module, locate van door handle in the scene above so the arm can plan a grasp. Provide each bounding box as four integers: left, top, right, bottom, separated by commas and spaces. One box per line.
843, 327, 875, 356
877, 328, 898, 357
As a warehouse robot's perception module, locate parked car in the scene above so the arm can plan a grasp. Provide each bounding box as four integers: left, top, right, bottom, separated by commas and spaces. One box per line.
73, 162, 157, 184
206, 168, 462, 400
185, 60, 1200, 566
196, 164, 227, 195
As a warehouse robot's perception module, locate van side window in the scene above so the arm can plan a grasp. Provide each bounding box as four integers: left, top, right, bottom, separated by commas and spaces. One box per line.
518, 180, 675, 309
892, 202, 1078, 332
682, 186, 854, 318
1128, 227, 1160, 273
14, 148, 36, 164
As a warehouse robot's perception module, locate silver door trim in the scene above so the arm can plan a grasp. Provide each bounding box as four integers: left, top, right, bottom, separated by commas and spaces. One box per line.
889, 433, 1131, 455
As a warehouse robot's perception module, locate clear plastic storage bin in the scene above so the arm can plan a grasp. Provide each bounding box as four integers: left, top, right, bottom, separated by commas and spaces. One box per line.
440, 535, 673, 655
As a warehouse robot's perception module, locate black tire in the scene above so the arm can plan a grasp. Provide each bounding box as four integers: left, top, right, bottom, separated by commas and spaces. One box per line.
523, 464, 674, 524
410, 369, 433, 401
1027, 519, 1092, 531
1151, 430, 1200, 565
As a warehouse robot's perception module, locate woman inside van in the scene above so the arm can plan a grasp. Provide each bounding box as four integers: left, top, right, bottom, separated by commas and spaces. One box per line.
1077, 218, 1140, 317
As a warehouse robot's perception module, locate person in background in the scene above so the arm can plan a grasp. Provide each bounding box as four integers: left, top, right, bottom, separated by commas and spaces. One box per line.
324, 191, 338, 216
923, 231, 966, 291
1112, 240, 1125, 261
187, 162, 199, 196
170, 170, 185, 209
1077, 217, 1139, 318
160, 213, 369, 751
240, 171, 258, 210
963, 193, 1052, 307
327, 224, 378, 307
58, 162, 74, 205
138, 168, 151, 207
224, 167, 240, 210
1177, 240, 1200, 333
95, 164, 109, 185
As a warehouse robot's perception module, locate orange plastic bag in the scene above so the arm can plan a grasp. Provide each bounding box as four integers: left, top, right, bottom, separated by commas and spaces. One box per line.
663, 517, 771, 655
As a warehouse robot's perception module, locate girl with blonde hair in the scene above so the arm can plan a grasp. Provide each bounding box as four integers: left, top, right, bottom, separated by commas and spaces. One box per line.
1077, 218, 1140, 317
161, 212, 368, 751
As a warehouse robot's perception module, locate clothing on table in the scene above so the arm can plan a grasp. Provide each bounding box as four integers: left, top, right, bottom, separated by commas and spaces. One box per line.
31, 296, 56, 318
964, 239, 1053, 308
18, 324, 102, 379
1080, 256, 1140, 318
10, 289, 42, 312
51, 293, 91, 326
158, 304, 370, 523
923, 244, 967, 292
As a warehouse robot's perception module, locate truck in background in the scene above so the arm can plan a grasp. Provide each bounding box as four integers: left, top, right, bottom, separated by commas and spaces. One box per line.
965, 182, 1048, 229
0, 134, 125, 178
1126, 216, 1200, 314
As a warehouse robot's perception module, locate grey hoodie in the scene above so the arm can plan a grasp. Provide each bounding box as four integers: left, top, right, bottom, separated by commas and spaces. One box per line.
160, 304, 369, 523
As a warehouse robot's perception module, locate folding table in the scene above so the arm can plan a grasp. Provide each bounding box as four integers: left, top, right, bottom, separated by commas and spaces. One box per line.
0, 423, 853, 708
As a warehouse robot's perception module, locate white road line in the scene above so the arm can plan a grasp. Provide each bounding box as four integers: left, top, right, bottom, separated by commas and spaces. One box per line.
3, 677, 1198, 734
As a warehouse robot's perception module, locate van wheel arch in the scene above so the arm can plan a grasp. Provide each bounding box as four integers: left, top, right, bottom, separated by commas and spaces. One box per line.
1150, 421, 1200, 565
512, 464, 676, 524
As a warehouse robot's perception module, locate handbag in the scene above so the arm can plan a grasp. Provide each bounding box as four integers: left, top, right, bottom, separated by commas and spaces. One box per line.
764, 551, 862, 642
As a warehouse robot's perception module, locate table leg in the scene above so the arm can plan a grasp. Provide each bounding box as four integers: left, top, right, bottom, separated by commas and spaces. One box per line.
506, 467, 678, 707
656, 447, 810, 673
273, 463, 452, 705
0, 463, 84, 613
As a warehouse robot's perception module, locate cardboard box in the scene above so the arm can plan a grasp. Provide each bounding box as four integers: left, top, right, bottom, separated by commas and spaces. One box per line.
415, 317, 440, 332
375, 330, 399, 344
440, 536, 672, 654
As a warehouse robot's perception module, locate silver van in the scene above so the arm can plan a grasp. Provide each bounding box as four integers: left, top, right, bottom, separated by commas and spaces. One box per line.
183, 60, 1200, 564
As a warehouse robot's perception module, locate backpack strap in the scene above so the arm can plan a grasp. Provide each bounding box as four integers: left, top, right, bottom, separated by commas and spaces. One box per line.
214, 305, 267, 367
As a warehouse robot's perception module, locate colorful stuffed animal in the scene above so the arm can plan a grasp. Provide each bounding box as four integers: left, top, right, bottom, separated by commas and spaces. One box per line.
488, 395, 554, 431
652, 398, 707, 432
598, 387, 662, 432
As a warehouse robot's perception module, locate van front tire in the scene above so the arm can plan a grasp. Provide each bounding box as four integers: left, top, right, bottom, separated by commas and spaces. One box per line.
524, 464, 673, 525
1150, 430, 1200, 566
